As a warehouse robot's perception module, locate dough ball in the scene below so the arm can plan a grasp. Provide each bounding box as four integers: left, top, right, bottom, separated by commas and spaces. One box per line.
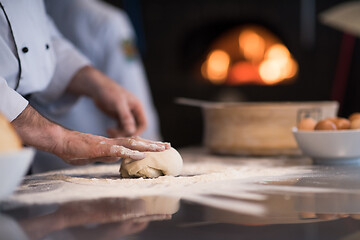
0, 113, 22, 153
120, 147, 183, 178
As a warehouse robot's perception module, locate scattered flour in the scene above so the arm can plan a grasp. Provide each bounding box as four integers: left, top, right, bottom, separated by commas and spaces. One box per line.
5, 148, 346, 216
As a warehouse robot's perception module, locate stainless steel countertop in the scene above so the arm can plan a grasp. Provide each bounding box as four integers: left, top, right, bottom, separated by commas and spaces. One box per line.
2, 148, 360, 240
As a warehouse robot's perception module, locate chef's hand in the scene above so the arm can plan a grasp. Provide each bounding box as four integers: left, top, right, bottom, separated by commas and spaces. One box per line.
12, 105, 170, 165
68, 66, 146, 137
57, 131, 169, 165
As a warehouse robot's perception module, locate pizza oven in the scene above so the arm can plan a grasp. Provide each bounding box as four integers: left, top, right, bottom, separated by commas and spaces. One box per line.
110, 0, 359, 147
198, 25, 298, 87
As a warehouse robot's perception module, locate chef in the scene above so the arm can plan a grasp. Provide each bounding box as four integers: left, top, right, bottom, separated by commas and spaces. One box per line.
30, 0, 162, 172
0, 0, 170, 165
43, 0, 160, 141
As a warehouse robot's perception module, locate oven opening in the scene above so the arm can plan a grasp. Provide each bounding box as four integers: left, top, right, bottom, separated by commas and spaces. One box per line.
200, 24, 298, 86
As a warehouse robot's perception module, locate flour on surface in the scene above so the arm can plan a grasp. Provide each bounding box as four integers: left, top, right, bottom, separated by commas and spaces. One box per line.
1, 148, 334, 216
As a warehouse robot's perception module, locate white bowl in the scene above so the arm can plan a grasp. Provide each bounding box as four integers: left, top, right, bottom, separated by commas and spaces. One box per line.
292, 128, 360, 164
0, 148, 35, 201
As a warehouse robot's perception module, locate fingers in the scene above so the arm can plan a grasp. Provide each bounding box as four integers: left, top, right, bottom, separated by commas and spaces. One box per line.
116, 101, 136, 136
112, 136, 171, 152
138, 137, 171, 151
93, 77, 147, 137
112, 99, 147, 137
132, 103, 147, 136
108, 145, 146, 160
60, 132, 170, 164
95, 137, 170, 161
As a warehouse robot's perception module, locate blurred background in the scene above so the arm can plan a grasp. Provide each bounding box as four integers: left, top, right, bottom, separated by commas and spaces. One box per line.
105, 0, 360, 148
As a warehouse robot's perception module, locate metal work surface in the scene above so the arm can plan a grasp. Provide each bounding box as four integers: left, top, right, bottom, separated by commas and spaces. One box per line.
1, 148, 360, 240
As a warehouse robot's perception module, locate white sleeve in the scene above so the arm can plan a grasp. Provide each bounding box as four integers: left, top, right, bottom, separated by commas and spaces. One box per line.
32, 17, 91, 114
0, 77, 28, 121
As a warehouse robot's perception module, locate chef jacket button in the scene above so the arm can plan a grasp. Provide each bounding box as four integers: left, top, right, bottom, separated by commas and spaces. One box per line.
45, 44, 49, 50
22, 47, 29, 53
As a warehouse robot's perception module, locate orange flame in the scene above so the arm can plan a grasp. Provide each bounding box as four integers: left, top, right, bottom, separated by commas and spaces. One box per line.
259, 44, 298, 84
201, 50, 230, 84
239, 30, 265, 62
201, 26, 298, 85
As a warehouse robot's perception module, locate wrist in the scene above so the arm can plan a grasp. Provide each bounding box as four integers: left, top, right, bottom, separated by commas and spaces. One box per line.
68, 66, 106, 99
47, 124, 66, 157
12, 105, 66, 155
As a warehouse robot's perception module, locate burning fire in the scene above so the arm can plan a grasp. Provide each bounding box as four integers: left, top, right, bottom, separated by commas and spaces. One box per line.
201, 50, 230, 84
201, 25, 298, 85
239, 30, 265, 62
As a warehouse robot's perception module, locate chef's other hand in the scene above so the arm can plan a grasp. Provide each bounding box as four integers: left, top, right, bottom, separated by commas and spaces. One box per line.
68, 66, 146, 137
12, 105, 170, 165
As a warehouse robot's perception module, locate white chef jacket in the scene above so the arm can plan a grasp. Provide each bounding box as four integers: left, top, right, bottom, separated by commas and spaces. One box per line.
32, 0, 161, 173
43, 0, 160, 140
0, 0, 89, 121
32, 0, 162, 173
